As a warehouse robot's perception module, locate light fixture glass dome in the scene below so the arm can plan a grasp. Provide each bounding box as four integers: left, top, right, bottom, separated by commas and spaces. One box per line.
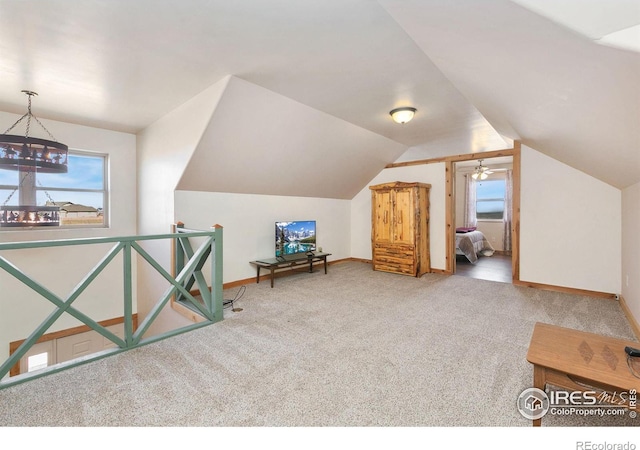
472, 171, 488, 180
389, 107, 416, 124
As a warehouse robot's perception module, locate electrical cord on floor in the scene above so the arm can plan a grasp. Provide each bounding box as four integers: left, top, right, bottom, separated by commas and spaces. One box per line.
223, 285, 246, 312
627, 355, 640, 379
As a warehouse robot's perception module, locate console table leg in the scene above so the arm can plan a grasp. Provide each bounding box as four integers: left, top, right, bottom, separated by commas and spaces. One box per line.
532, 365, 546, 427
256, 266, 261, 284
270, 267, 275, 288
324, 256, 328, 274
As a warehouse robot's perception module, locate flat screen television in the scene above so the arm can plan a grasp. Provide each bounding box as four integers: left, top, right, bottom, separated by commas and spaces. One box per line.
275, 220, 316, 257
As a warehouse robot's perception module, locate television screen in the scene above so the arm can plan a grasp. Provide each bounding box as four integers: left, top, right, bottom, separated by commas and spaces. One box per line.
276, 221, 316, 257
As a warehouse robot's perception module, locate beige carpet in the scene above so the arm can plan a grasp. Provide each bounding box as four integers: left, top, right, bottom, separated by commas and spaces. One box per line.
0, 261, 637, 427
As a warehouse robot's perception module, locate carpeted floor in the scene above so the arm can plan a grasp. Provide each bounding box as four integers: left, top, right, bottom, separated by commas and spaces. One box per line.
0, 261, 637, 427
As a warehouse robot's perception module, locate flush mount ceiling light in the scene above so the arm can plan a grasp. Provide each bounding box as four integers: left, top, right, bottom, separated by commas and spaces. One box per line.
471, 159, 493, 180
389, 107, 417, 124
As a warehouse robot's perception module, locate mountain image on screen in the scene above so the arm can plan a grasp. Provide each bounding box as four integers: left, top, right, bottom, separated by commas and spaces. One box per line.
276, 221, 316, 257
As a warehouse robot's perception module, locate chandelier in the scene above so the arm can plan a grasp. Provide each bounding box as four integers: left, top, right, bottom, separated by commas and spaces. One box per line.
0, 91, 68, 227
471, 160, 493, 180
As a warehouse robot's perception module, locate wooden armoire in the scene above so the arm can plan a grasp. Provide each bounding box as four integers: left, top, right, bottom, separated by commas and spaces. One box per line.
369, 181, 431, 277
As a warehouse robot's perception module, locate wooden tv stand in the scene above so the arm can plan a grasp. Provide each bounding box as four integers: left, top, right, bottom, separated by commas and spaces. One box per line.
250, 252, 331, 288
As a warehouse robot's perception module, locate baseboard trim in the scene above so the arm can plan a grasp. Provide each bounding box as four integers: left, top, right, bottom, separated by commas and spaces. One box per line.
227, 257, 353, 288
183, 257, 357, 298
513, 279, 616, 300
9, 314, 139, 377
181, 258, 640, 342
9, 315, 138, 348
343, 257, 371, 265
220, 262, 616, 303
619, 295, 640, 341
170, 300, 209, 323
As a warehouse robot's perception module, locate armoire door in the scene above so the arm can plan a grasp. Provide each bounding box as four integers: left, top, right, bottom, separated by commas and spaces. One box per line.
392, 188, 415, 245
372, 190, 392, 243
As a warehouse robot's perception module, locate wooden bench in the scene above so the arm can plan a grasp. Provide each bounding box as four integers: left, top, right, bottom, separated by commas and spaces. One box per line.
526, 322, 640, 426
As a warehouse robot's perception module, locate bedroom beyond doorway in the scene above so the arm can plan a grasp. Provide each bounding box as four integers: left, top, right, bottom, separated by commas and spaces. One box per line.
453, 155, 514, 284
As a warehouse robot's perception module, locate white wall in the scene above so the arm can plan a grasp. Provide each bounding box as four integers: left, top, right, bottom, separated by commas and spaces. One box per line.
622, 182, 640, 324
520, 145, 621, 294
174, 191, 351, 283
351, 163, 447, 271
0, 112, 136, 365
137, 78, 229, 237
135, 77, 230, 334
137, 76, 404, 335
350, 144, 621, 296
474, 221, 505, 252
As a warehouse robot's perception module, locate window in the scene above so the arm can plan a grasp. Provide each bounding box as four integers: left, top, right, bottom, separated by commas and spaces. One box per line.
476, 179, 505, 220
27, 352, 49, 372
0, 150, 108, 228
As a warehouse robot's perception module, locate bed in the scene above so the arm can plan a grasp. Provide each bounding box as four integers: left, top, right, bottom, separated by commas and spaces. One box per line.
456, 229, 495, 264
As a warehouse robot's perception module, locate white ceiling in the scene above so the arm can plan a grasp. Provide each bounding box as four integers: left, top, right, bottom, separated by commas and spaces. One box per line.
0, 0, 638, 191
510, 0, 640, 51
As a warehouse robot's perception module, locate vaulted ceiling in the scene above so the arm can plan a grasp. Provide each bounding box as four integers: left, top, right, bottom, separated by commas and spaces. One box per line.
0, 0, 638, 193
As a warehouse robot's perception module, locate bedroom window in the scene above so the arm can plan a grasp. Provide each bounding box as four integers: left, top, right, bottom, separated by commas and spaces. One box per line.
0, 150, 108, 228
476, 179, 505, 220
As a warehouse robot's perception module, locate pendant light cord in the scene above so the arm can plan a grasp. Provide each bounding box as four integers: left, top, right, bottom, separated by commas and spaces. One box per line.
3, 91, 58, 141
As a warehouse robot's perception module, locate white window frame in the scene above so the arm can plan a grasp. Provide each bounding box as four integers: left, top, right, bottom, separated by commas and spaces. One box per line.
475, 178, 506, 222
0, 149, 109, 230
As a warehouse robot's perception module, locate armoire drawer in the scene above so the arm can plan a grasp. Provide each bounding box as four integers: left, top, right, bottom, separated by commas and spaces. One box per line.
373, 244, 415, 261
373, 262, 416, 275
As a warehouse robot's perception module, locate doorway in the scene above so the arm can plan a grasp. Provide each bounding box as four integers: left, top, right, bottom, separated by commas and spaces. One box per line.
452, 155, 514, 283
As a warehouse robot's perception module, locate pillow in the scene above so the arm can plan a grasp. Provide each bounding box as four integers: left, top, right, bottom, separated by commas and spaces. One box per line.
456, 227, 476, 233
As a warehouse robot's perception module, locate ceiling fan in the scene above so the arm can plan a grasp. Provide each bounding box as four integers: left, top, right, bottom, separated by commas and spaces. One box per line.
471, 159, 494, 180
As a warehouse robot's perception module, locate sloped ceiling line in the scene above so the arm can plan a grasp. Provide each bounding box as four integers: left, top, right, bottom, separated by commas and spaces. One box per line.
378, 0, 640, 189
177, 76, 408, 199
0, 1, 637, 190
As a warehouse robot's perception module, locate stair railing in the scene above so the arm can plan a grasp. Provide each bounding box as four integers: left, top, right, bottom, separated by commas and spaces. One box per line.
0, 223, 223, 390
